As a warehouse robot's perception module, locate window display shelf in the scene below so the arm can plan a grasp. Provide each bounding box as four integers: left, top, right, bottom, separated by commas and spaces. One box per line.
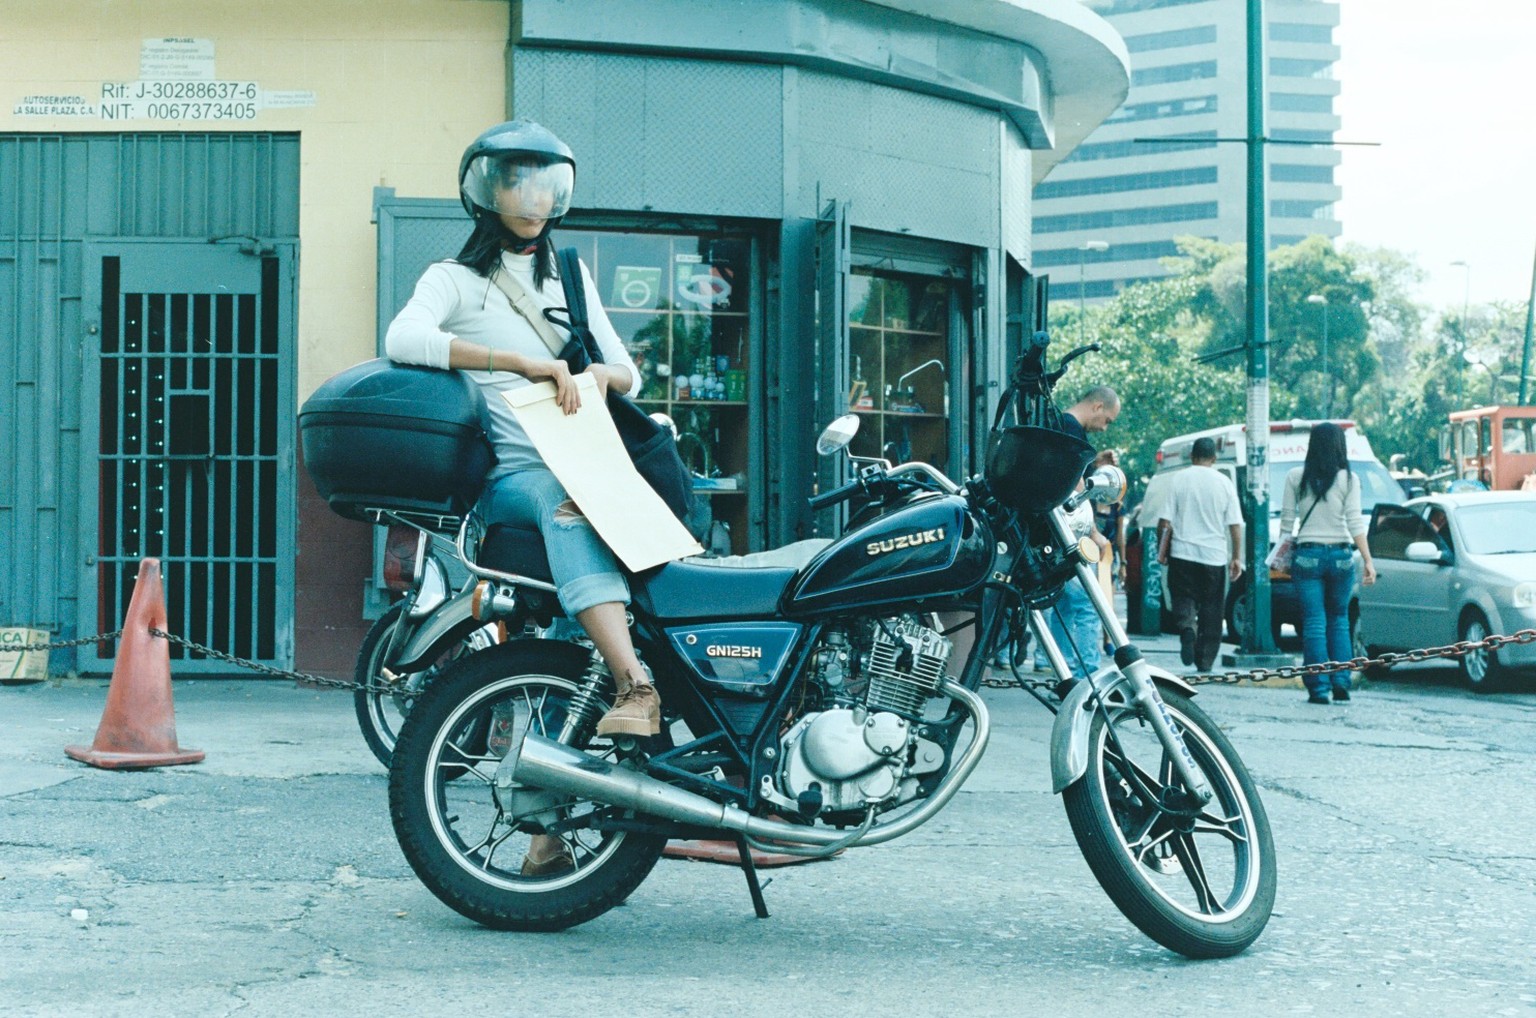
559, 226, 756, 553
845, 271, 954, 472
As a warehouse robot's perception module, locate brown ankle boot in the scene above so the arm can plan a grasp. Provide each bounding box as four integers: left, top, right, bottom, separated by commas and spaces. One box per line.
520, 841, 575, 877
596, 681, 661, 737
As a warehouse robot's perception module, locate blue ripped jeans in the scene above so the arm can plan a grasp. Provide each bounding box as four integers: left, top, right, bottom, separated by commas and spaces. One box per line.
1291, 543, 1356, 696
477, 468, 629, 617
1033, 580, 1102, 681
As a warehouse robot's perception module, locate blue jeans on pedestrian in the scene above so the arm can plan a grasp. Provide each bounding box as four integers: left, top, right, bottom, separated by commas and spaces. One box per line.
1034, 580, 1101, 681
1292, 543, 1356, 697
477, 468, 629, 617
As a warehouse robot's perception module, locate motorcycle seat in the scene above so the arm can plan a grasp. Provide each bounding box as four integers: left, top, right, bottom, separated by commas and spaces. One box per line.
477, 523, 555, 584
632, 560, 799, 620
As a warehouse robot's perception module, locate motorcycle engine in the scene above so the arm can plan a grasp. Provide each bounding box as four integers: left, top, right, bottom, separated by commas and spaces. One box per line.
776, 617, 952, 814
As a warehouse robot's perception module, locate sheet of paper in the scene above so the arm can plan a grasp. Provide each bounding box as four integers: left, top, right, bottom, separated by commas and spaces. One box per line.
505, 375, 703, 571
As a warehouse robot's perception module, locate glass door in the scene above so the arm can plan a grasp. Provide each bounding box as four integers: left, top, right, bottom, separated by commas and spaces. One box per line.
558, 227, 756, 553
847, 271, 956, 474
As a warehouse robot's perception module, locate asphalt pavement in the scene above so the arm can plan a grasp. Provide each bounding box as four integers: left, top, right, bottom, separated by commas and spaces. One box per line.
3, 626, 1534, 1017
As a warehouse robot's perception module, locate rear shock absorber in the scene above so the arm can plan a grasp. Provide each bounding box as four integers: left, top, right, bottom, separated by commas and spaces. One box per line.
557, 651, 614, 745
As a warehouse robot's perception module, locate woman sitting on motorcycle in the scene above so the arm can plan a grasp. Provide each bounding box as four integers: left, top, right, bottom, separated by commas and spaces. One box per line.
383, 121, 660, 803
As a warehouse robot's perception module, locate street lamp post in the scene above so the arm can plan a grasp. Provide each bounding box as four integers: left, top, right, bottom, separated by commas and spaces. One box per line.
1451, 260, 1471, 404
1078, 240, 1109, 343
1306, 293, 1329, 416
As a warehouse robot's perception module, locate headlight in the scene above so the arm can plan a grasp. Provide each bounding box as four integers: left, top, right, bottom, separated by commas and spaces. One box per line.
1513, 583, 1536, 608
1063, 498, 1096, 539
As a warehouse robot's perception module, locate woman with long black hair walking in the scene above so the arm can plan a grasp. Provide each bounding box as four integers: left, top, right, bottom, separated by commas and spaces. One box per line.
1279, 423, 1377, 704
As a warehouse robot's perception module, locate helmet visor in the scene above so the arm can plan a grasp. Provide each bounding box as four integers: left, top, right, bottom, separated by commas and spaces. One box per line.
461, 155, 573, 220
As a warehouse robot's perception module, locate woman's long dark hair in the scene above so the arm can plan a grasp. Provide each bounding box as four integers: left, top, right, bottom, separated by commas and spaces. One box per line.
1300, 422, 1350, 501
454, 215, 556, 287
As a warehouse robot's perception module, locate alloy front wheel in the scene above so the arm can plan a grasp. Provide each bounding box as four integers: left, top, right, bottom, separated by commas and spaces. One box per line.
1062, 686, 1277, 958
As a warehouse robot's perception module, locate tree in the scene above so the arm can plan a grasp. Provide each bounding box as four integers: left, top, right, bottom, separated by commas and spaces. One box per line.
1059, 235, 1481, 490
1067, 272, 1245, 486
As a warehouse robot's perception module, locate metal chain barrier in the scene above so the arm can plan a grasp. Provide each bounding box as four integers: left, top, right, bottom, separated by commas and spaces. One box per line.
980, 627, 1536, 691
15, 626, 1536, 695
8, 628, 365, 691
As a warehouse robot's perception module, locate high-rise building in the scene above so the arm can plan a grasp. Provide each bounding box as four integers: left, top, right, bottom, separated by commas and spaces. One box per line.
1035, 0, 1341, 304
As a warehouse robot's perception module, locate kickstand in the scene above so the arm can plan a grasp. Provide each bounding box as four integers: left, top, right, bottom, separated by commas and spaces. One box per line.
735, 837, 772, 919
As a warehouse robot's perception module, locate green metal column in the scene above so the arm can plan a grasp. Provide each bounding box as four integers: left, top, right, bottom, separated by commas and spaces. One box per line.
1241, 0, 1278, 657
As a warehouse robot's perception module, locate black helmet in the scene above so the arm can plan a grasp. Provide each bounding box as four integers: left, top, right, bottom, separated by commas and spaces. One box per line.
457, 119, 576, 223
985, 425, 1096, 513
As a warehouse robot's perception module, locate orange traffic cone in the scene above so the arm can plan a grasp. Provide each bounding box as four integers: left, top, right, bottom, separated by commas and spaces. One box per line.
65, 558, 204, 769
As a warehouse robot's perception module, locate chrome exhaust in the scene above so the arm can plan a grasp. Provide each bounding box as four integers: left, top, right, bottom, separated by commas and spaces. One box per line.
509, 680, 991, 849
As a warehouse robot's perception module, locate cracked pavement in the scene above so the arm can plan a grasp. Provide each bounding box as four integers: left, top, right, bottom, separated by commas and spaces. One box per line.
2, 644, 1534, 1017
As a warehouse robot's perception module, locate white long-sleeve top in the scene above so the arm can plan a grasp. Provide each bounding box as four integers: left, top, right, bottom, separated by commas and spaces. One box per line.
385, 248, 640, 476
1278, 467, 1365, 543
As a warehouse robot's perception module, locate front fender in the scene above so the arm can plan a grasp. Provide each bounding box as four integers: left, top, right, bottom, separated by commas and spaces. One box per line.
1049, 662, 1196, 794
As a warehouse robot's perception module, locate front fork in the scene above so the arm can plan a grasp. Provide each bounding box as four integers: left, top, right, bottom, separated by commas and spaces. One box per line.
1039, 506, 1213, 805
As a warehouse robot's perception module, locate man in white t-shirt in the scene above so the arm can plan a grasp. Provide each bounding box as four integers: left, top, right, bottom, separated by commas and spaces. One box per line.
1157, 437, 1244, 672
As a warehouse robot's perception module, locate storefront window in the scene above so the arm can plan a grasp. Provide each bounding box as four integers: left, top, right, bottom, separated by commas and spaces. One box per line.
846, 270, 953, 473
557, 227, 753, 552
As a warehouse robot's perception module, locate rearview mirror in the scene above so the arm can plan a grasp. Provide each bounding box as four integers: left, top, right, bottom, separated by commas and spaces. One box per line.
816, 414, 860, 457
1404, 541, 1448, 564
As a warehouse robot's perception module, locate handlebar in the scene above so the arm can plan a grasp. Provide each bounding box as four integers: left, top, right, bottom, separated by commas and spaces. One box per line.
1017, 329, 1051, 378
807, 460, 961, 513
808, 477, 863, 511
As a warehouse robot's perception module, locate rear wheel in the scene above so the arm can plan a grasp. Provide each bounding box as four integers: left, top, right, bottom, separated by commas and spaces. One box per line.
388, 641, 665, 931
1458, 610, 1508, 692
353, 603, 497, 767
1063, 686, 1276, 958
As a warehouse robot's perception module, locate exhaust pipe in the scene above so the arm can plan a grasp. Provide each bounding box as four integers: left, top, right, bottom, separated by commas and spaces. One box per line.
509, 680, 991, 849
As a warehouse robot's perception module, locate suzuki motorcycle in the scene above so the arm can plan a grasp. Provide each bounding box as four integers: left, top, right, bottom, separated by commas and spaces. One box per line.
386, 333, 1277, 958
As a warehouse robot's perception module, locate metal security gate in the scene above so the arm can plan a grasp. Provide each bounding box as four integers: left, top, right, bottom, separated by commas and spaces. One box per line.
79, 239, 296, 672
0, 132, 298, 675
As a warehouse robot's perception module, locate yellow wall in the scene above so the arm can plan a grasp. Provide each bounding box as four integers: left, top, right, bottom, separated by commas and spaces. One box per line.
0, 0, 509, 397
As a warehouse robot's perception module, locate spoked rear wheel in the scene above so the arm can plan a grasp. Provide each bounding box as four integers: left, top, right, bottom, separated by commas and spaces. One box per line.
1062, 686, 1276, 958
388, 641, 665, 931
353, 604, 497, 767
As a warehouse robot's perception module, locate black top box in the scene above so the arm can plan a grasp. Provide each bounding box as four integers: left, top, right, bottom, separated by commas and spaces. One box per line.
300, 359, 494, 523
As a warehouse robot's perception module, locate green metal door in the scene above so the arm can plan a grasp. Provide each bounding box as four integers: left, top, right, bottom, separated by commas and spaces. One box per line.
79, 239, 296, 672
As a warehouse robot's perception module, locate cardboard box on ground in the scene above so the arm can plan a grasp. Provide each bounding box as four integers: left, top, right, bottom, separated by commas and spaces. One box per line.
0, 627, 49, 684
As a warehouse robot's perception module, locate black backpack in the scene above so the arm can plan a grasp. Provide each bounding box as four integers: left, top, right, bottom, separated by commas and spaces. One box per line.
547, 247, 701, 538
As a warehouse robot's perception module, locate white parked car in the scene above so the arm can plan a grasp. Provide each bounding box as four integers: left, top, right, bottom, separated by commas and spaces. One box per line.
1359, 492, 1536, 690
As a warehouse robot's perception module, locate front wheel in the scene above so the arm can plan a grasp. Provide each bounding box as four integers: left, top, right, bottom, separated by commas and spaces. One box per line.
1062, 686, 1276, 958
1226, 578, 1283, 647
388, 641, 666, 931
1458, 610, 1509, 692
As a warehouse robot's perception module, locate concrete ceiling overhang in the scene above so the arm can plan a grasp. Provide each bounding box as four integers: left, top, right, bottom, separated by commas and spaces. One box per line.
514, 0, 1129, 186
864, 0, 1130, 183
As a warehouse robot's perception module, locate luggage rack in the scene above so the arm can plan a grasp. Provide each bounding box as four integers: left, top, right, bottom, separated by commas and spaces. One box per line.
364, 507, 559, 597
365, 506, 463, 535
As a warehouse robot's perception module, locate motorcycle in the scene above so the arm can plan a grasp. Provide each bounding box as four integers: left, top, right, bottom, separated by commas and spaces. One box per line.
384, 332, 1277, 958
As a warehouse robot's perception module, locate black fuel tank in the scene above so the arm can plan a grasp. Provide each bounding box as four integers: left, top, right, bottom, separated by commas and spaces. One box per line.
783, 493, 994, 617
